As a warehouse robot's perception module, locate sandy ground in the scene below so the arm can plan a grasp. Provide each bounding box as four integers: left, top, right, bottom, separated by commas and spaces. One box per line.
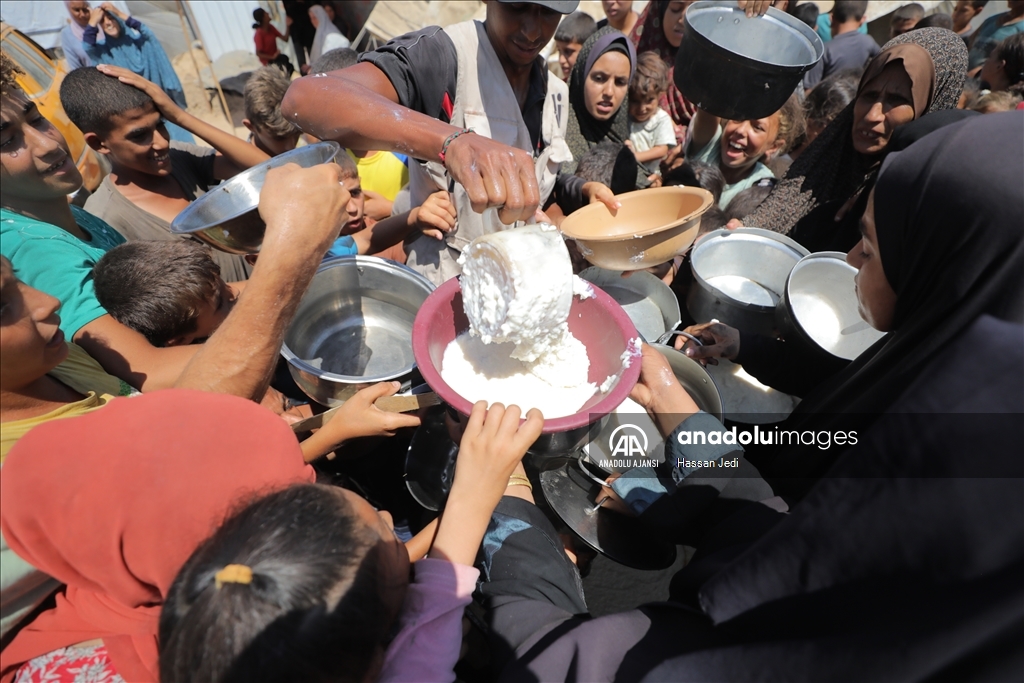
171, 47, 250, 143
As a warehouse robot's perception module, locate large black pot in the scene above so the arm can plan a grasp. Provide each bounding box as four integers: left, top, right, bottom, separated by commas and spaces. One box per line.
675, 1, 822, 121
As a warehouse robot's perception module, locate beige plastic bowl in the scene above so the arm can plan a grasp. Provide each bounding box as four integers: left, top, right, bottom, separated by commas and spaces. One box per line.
559, 186, 714, 271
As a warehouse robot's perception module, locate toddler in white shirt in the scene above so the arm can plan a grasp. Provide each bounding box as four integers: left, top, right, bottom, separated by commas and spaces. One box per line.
627, 52, 677, 175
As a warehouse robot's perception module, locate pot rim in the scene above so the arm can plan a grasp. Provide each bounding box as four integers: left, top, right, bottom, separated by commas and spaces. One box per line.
558, 186, 713, 243
690, 227, 809, 311
280, 254, 435, 383
171, 141, 341, 235
782, 251, 882, 360
412, 278, 642, 434
683, 1, 824, 72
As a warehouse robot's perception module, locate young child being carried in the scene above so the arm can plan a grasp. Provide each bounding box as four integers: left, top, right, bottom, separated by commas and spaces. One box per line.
60, 65, 271, 282
626, 52, 677, 178
684, 94, 802, 209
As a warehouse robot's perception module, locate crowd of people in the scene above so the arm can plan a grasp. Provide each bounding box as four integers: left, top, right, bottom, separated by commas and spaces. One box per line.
1, 0, 1022, 681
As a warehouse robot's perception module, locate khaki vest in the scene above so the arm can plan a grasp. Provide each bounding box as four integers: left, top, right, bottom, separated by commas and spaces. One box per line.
405, 20, 571, 285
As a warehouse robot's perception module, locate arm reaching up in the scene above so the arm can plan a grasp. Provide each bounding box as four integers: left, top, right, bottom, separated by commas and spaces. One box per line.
430, 402, 545, 566
96, 64, 270, 177
174, 162, 348, 400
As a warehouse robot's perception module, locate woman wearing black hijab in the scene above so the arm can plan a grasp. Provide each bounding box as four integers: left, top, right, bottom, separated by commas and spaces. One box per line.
489, 114, 1024, 682
685, 112, 1024, 499
563, 27, 649, 188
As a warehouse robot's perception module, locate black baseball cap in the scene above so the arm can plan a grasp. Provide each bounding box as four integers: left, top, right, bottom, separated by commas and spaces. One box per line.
497, 0, 581, 14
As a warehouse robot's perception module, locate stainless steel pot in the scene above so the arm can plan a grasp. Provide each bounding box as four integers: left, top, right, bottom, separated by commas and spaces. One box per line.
579, 267, 681, 343
675, 1, 823, 120
281, 256, 435, 406
776, 251, 887, 360
171, 142, 340, 254
687, 228, 809, 336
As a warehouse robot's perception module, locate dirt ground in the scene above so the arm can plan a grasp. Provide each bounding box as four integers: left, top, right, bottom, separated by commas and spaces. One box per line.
171, 47, 250, 143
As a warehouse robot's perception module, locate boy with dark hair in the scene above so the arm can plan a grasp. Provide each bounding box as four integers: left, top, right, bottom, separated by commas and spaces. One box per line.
309, 46, 359, 74
891, 3, 926, 38
2, 47, 354, 401
597, 1, 638, 34
243, 66, 302, 156
60, 65, 270, 283
554, 11, 598, 80
93, 241, 239, 347
627, 52, 675, 175
953, 1, 989, 42
793, 2, 820, 30
325, 153, 455, 261
804, 1, 878, 90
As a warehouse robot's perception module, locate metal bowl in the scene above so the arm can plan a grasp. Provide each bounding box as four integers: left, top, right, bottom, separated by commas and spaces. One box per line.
580, 267, 681, 343
687, 227, 809, 336
559, 186, 714, 271
777, 251, 887, 360
170, 142, 341, 254
676, 1, 823, 120
281, 256, 435, 406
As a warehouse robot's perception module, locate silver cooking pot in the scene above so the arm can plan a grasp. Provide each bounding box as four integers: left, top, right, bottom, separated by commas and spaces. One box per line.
281, 256, 435, 406
687, 227, 809, 336
776, 251, 887, 360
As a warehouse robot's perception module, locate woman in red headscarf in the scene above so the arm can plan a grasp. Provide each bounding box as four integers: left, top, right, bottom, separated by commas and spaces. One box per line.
0, 390, 316, 682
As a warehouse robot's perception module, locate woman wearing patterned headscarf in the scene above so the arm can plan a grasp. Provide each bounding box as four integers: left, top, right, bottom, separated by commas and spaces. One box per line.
741, 28, 969, 253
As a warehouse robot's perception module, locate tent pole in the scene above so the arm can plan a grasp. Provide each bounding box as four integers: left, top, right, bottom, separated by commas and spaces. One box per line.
178, 0, 232, 129
174, 0, 205, 110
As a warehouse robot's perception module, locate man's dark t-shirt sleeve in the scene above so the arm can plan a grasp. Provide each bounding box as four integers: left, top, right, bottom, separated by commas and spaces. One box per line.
359, 26, 458, 123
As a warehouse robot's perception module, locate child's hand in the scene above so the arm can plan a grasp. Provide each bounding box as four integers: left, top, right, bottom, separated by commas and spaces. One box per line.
96, 64, 182, 123
452, 402, 544, 510
630, 343, 699, 437
582, 181, 621, 213
412, 190, 457, 240
624, 139, 634, 151
430, 402, 543, 566
258, 162, 349, 264
325, 382, 422, 441
89, 6, 106, 26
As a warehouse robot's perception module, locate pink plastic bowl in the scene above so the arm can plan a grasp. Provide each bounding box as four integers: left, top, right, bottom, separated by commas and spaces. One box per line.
412, 277, 642, 434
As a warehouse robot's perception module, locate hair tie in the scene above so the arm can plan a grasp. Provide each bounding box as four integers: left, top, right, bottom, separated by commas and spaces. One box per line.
214, 564, 253, 588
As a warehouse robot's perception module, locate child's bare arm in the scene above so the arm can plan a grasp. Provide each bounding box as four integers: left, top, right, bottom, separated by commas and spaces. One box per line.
298, 382, 421, 462
633, 144, 670, 163
430, 402, 544, 566
688, 108, 721, 152
95, 65, 269, 179
353, 190, 456, 251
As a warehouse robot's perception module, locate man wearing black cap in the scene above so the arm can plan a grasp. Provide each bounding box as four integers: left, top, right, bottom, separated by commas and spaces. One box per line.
285, 0, 623, 284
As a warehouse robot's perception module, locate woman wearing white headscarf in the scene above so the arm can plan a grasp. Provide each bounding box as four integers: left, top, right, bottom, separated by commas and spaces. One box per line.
61, 0, 93, 70
308, 4, 349, 63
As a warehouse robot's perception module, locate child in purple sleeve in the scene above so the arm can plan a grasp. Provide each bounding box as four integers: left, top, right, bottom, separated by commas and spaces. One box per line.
157, 402, 545, 683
